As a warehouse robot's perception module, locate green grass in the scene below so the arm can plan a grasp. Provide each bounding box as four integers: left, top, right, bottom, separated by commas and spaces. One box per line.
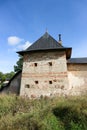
0, 95, 87, 130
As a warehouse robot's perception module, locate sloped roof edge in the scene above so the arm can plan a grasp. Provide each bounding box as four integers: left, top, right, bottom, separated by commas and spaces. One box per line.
0, 70, 22, 92
67, 57, 87, 64
17, 32, 72, 59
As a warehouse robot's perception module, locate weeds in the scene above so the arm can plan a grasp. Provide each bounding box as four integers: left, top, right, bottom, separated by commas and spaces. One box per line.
0, 95, 87, 130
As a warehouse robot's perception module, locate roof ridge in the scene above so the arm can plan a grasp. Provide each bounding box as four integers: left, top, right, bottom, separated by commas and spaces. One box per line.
17, 32, 72, 59
26, 32, 64, 51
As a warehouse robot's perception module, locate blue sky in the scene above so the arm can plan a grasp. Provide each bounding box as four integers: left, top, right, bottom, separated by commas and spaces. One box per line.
0, 0, 87, 73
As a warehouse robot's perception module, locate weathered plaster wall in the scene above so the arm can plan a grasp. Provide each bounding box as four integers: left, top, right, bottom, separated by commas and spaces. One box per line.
20, 51, 68, 98
67, 64, 87, 95
2, 72, 21, 95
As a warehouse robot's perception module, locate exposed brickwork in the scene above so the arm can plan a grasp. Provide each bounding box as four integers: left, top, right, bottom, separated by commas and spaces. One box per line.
20, 51, 87, 98
1, 33, 87, 97
20, 51, 69, 98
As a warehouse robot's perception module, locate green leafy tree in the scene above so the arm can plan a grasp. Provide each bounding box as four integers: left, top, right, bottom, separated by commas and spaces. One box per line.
0, 72, 6, 83
0, 71, 14, 88
14, 55, 23, 73
5, 71, 15, 79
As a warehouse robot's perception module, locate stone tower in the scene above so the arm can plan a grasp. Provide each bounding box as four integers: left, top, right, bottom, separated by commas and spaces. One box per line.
18, 32, 72, 98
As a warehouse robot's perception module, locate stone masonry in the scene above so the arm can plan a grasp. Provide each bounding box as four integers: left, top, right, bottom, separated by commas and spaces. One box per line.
67, 64, 87, 95
20, 51, 69, 98
1, 32, 87, 97
16, 32, 87, 98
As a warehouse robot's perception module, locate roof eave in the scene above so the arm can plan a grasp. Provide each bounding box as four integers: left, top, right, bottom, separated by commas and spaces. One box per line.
66, 48, 72, 59
17, 47, 72, 56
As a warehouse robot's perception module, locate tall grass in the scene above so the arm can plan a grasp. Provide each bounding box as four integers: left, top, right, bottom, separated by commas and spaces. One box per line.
0, 95, 87, 130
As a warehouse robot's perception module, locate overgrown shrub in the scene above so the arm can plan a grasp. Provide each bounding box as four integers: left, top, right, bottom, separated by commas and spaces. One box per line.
0, 95, 87, 130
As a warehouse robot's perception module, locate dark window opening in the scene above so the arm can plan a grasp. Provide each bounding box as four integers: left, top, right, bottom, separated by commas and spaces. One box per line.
25, 84, 30, 88
34, 63, 37, 67
49, 81, 52, 84
49, 62, 52, 66
35, 81, 38, 84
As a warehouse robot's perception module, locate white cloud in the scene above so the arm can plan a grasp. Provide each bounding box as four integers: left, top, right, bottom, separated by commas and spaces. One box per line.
8, 36, 23, 45
18, 41, 32, 50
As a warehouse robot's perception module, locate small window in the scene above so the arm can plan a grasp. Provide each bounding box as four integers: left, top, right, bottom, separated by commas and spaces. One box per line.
49, 81, 52, 84
48, 62, 52, 66
35, 81, 38, 84
34, 63, 37, 67
25, 84, 30, 88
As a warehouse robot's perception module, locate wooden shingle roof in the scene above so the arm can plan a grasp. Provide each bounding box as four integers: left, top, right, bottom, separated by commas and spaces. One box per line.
17, 32, 72, 59
26, 32, 63, 51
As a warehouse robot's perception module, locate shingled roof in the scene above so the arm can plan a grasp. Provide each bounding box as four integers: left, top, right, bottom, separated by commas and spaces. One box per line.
26, 32, 63, 50
18, 32, 72, 59
68, 58, 87, 64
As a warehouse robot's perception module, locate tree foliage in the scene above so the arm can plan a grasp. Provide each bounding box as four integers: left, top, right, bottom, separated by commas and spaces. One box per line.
0, 71, 15, 88
14, 55, 23, 73
0, 72, 5, 83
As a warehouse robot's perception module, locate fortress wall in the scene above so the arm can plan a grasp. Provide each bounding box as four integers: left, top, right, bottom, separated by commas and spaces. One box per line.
67, 64, 87, 95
